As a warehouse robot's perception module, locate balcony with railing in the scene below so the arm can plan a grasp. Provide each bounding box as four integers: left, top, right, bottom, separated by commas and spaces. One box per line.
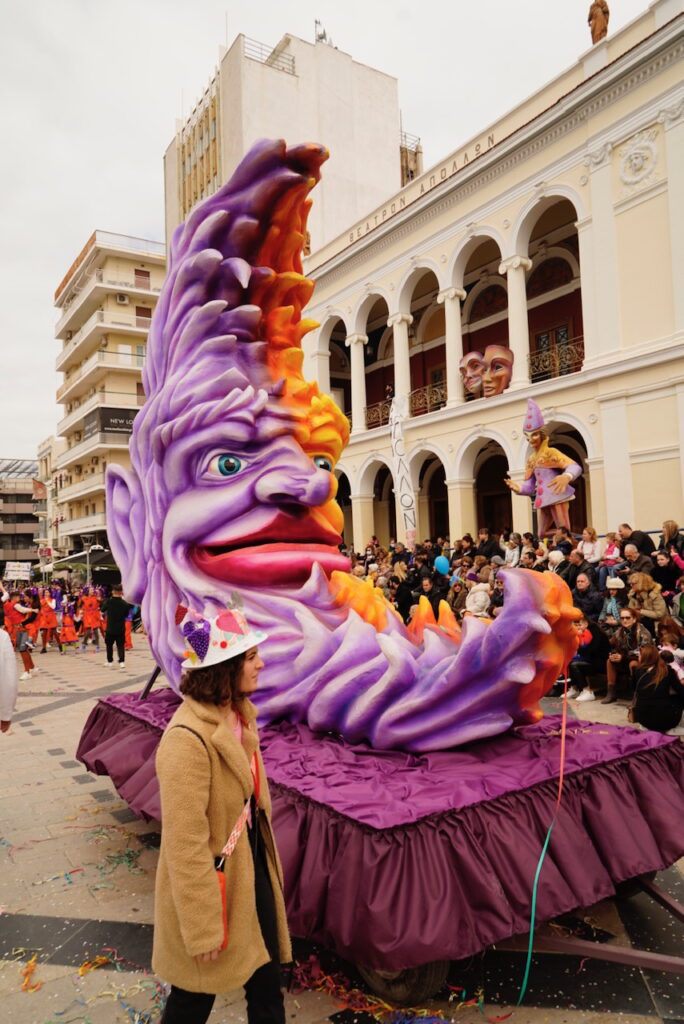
58, 512, 107, 540
57, 431, 133, 470
364, 399, 391, 429
409, 381, 447, 416
56, 310, 150, 372
242, 36, 296, 74
58, 390, 145, 436
58, 471, 107, 503
57, 349, 146, 405
363, 381, 447, 430
528, 335, 584, 384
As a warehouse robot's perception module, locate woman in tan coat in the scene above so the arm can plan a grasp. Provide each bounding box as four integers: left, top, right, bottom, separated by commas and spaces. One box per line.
627, 572, 668, 636
154, 606, 291, 1024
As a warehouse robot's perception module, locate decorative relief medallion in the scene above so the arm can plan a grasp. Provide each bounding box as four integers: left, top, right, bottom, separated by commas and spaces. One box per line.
618, 128, 659, 193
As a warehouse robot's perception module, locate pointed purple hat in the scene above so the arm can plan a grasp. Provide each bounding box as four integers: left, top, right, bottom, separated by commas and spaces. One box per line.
523, 398, 545, 433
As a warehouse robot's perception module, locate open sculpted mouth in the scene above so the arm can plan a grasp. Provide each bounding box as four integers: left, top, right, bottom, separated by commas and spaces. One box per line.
192, 508, 350, 586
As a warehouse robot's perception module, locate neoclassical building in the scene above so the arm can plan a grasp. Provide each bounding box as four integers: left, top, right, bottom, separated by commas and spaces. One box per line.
302, 0, 684, 551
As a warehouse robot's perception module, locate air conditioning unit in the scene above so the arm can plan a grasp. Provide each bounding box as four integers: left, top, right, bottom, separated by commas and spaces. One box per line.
100, 336, 109, 348
66, 330, 73, 341
116, 293, 130, 305
74, 465, 82, 473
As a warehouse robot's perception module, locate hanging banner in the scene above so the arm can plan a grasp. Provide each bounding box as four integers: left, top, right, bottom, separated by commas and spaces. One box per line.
388, 395, 417, 550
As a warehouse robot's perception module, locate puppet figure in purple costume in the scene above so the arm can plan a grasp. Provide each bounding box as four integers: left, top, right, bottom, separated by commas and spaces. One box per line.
106, 139, 578, 753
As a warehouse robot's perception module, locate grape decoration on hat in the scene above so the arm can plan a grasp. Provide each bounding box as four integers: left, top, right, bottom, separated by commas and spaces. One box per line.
178, 601, 268, 670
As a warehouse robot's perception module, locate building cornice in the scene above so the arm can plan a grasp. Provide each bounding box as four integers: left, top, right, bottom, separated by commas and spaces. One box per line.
308, 16, 683, 288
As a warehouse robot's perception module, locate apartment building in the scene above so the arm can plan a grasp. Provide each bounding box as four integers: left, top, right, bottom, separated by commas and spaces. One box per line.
35, 435, 67, 560
164, 31, 421, 251
300, 0, 684, 548
0, 459, 40, 571
53, 231, 165, 553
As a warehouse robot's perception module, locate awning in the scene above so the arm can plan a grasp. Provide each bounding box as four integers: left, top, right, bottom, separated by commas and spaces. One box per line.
50, 549, 119, 570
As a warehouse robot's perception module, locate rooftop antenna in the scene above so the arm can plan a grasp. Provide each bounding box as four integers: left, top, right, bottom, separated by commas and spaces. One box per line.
315, 19, 332, 44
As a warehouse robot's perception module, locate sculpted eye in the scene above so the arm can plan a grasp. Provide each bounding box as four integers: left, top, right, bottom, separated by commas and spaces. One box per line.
313, 455, 333, 472
208, 454, 244, 477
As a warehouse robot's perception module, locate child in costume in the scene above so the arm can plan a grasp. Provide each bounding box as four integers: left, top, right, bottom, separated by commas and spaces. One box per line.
59, 604, 79, 654
38, 588, 58, 653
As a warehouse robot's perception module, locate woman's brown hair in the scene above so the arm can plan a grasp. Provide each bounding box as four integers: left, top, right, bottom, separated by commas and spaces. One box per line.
180, 653, 247, 706
662, 520, 680, 543
637, 645, 668, 687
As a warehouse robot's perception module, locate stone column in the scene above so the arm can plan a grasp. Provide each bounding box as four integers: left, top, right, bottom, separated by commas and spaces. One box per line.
437, 287, 467, 406
659, 100, 684, 334
498, 255, 532, 388
345, 333, 368, 435
350, 493, 376, 553
305, 329, 331, 394
446, 479, 477, 539
581, 144, 621, 365
387, 312, 412, 405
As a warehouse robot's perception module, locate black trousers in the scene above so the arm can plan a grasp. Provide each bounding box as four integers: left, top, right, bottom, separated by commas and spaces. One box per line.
161, 837, 285, 1024
569, 660, 592, 691
105, 631, 125, 664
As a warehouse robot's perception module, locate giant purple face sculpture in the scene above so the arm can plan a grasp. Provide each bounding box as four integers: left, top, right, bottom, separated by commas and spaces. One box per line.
107, 139, 577, 752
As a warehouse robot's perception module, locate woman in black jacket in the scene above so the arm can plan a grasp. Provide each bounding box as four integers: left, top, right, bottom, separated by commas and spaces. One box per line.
631, 645, 684, 733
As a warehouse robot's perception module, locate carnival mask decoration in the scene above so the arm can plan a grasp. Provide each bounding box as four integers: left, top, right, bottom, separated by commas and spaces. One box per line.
106, 139, 577, 752
460, 346, 514, 398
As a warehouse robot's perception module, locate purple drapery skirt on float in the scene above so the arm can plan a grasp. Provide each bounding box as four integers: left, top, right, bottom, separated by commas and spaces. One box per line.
77, 691, 684, 970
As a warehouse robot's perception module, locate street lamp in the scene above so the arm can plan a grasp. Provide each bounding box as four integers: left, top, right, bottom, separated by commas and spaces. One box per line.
81, 535, 105, 586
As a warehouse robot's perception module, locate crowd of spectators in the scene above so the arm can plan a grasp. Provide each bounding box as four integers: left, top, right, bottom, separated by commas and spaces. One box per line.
343, 518, 684, 733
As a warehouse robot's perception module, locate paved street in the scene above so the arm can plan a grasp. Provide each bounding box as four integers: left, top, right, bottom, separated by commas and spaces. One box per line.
1, 639, 682, 1024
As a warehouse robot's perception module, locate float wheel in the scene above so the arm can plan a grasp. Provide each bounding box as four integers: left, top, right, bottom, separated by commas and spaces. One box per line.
357, 960, 450, 1005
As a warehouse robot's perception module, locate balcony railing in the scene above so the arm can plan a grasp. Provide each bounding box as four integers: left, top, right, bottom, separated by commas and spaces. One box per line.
243, 36, 296, 74
57, 350, 146, 403
58, 513, 107, 541
58, 471, 107, 503
57, 309, 150, 369
57, 431, 133, 470
409, 382, 447, 416
364, 400, 391, 429
528, 336, 584, 383
93, 269, 161, 293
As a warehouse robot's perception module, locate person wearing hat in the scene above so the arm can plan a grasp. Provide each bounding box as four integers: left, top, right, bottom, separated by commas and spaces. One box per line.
464, 583, 493, 619
598, 576, 627, 636
505, 399, 582, 538
153, 606, 291, 1024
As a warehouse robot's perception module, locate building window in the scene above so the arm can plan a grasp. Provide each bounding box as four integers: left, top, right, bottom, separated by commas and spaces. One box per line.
134, 268, 151, 289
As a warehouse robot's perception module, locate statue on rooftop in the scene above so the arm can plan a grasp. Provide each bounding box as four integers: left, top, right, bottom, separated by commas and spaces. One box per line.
588, 0, 610, 44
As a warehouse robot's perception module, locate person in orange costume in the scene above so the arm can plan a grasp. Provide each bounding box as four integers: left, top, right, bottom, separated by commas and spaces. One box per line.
38, 589, 58, 653
79, 588, 102, 652
58, 604, 79, 654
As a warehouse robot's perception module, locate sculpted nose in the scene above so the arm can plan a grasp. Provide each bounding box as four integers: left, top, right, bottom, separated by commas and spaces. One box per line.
254, 462, 332, 507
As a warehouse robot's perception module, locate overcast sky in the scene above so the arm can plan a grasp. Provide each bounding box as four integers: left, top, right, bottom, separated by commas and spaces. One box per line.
0, 0, 650, 460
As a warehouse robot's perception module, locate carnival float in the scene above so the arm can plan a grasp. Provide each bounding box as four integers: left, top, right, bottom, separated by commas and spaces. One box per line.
78, 139, 684, 999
